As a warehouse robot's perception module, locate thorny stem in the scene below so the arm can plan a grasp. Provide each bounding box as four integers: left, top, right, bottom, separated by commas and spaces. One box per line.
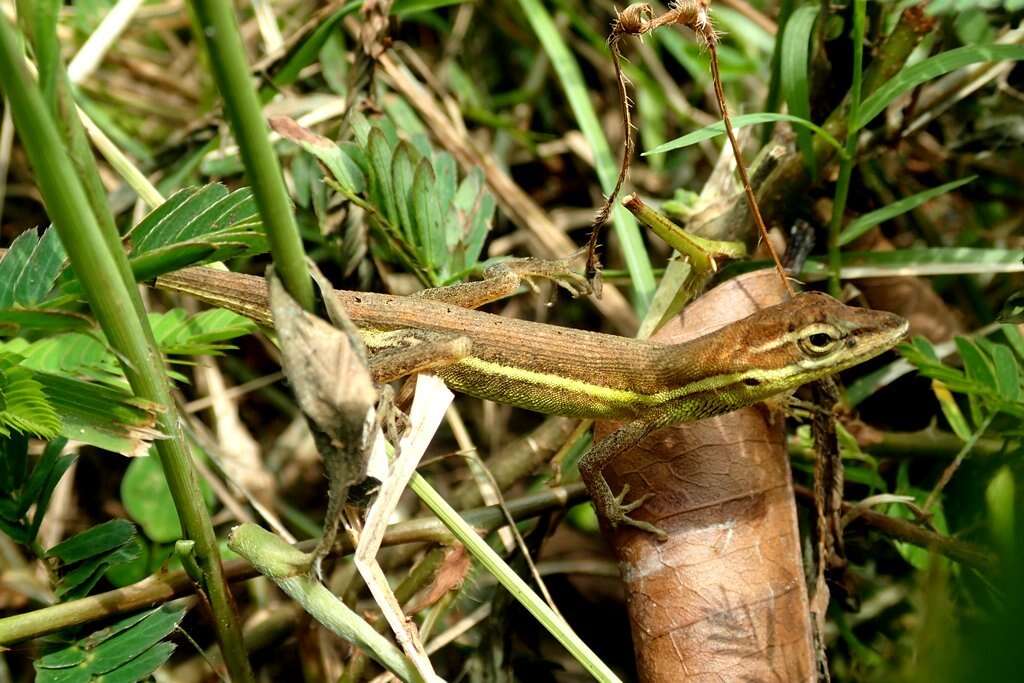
586, 1, 794, 297
583, 6, 649, 281
706, 37, 794, 296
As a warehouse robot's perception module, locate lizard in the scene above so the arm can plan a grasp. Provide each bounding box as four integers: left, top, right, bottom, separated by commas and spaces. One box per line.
154, 257, 909, 539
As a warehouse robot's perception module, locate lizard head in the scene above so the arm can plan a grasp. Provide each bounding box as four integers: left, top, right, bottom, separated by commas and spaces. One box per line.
730, 291, 908, 396
683, 291, 909, 412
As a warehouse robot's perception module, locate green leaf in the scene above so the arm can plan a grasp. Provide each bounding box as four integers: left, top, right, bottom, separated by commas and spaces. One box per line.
411, 158, 443, 273
957, 337, 996, 425
434, 152, 458, 228
0, 436, 73, 545
23, 438, 74, 541
125, 242, 219, 284
0, 358, 61, 438
780, 5, 819, 176
14, 333, 122, 383
267, 1, 361, 90
47, 519, 136, 565
35, 372, 161, 457
856, 44, 1024, 130
271, 117, 365, 193
985, 466, 1015, 554
130, 186, 212, 252
0, 431, 28, 494
151, 308, 257, 356
932, 381, 972, 441
643, 112, 846, 157
14, 308, 255, 384
121, 455, 184, 543
125, 185, 264, 267
35, 605, 185, 683
99, 642, 176, 683
367, 128, 400, 227
997, 288, 1024, 324
1001, 324, 1024, 360
0, 228, 39, 309
121, 454, 215, 544
103, 535, 151, 587
55, 543, 140, 600
46, 520, 140, 599
391, 141, 420, 245
0, 309, 93, 336
991, 344, 1021, 403
88, 603, 182, 674
0, 226, 68, 307
838, 176, 977, 246
449, 168, 494, 275
19, 227, 68, 304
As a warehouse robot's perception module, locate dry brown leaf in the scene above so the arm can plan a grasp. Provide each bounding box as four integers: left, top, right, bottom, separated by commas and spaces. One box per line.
408, 545, 470, 615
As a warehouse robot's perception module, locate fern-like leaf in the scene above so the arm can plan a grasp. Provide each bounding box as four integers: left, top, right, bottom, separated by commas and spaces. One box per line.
0, 355, 61, 438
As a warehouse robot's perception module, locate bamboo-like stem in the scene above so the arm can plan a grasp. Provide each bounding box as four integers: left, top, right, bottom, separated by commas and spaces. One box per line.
0, 16, 255, 683
188, 0, 314, 312
15, 0, 142, 304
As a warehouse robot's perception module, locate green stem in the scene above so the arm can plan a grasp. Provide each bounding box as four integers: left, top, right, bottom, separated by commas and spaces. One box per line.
410, 473, 621, 682
0, 16, 255, 683
228, 524, 422, 683
188, 0, 314, 312
828, 0, 866, 297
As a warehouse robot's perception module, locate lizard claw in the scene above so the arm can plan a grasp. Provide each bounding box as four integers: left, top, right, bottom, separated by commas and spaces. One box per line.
607, 484, 667, 540
492, 256, 593, 299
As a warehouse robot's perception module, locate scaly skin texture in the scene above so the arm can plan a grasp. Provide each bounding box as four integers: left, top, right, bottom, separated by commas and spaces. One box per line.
157, 264, 908, 535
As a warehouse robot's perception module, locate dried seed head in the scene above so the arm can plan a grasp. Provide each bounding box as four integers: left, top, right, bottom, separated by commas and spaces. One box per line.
615, 3, 654, 36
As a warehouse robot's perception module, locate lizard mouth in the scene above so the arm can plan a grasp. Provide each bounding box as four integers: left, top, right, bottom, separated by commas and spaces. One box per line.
848, 314, 910, 364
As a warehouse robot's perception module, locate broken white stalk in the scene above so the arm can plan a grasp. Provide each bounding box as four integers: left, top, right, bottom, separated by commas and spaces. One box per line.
354, 374, 453, 683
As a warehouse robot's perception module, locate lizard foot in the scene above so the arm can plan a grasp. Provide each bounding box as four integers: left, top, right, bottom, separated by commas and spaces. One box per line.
607, 484, 667, 540
488, 255, 592, 298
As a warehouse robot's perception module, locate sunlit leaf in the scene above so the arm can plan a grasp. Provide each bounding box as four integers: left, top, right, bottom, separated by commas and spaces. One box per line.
643, 112, 846, 156
856, 44, 1024, 130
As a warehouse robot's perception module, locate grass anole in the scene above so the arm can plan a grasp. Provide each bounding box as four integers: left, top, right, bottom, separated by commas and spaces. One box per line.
156, 257, 908, 538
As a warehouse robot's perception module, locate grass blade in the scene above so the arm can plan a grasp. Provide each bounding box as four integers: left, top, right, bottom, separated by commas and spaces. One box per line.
516, 0, 654, 313
838, 176, 977, 246
856, 44, 1024, 130
780, 4, 819, 175
643, 112, 846, 156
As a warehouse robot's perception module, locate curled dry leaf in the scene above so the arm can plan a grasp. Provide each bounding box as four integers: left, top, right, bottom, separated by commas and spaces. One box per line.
596, 270, 815, 682
269, 268, 378, 564
408, 545, 470, 615
360, 0, 394, 59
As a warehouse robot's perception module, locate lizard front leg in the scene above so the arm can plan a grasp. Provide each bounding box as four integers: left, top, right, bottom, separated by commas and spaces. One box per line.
578, 407, 678, 540
411, 253, 591, 310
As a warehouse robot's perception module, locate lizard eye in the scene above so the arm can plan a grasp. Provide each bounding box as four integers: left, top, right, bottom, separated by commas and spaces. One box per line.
798, 329, 840, 357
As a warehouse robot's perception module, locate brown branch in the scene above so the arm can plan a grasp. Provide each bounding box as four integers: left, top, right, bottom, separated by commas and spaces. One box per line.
793, 484, 995, 571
